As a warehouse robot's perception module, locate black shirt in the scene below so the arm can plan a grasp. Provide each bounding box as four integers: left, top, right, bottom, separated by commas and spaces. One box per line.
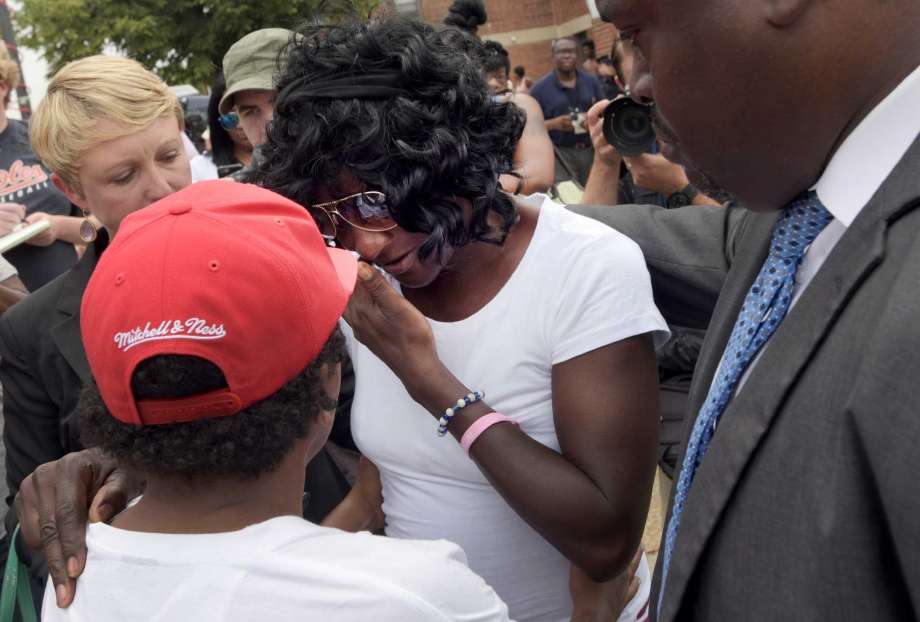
0, 119, 77, 290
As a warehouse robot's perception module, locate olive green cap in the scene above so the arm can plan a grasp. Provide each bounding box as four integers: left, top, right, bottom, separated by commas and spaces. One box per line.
219, 28, 293, 115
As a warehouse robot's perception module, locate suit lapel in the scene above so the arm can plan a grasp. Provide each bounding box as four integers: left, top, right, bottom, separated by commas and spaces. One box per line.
49, 235, 106, 384
660, 137, 920, 621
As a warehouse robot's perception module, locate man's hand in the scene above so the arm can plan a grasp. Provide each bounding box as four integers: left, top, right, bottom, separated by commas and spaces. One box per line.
569, 549, 643, 621
0, 202, 26, 236
342, 262, 438, 397
622, 152, 690, 195
15, 448, 143, 608
547, 114, 576, 133
587, 99, 620, 167
24, 212, 58, 246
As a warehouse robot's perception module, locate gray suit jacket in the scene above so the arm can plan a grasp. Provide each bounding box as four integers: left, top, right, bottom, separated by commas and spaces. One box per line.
570, 135, 920, 620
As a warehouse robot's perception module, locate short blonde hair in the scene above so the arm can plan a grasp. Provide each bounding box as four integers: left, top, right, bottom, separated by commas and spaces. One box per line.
0, 45, 19, 106
30, 55, 183, 186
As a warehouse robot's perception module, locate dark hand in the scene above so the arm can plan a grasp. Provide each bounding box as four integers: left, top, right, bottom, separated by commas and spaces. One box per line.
622, 153, 690, 195
342, 262, 440, 396
321, 456, 385, 533
14, 448, 143, 607
569, 548, 643, 621
549, 114, 576, 133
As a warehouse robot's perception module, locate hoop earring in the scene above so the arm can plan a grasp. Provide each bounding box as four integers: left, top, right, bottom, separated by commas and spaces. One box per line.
79, 210, 98, 244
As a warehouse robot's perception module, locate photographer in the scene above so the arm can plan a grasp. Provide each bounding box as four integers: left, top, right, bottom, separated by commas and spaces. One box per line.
582, 98, 721, 207
530, 38, 605, 187
583, 38, 720, 208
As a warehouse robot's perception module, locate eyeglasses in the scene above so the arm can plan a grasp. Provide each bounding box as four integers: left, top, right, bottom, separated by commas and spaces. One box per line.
218, 112, 240, 131
310, 191, 398, 240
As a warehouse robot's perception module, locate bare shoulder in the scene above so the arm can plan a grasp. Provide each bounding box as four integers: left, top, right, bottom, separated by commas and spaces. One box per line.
512, 93, 544, 118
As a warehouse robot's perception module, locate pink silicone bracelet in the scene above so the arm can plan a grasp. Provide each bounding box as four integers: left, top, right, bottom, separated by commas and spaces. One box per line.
460, 412, 518, 454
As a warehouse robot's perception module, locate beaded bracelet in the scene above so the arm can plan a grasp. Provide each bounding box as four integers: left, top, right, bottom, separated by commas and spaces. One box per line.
437, 390, 485, 437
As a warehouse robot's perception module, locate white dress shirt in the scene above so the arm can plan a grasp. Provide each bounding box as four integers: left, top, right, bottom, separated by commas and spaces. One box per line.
721, 62, 920, 396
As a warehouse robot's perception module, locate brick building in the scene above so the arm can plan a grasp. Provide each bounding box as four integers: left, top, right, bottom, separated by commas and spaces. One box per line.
404, 0, 617, 81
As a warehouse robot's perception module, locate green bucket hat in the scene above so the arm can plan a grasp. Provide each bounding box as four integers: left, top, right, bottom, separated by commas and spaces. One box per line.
219, 28, 293, 115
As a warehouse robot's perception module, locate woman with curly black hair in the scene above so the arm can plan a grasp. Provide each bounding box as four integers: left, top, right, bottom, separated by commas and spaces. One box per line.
479, 38, 555, 195
256, 17, 668, 622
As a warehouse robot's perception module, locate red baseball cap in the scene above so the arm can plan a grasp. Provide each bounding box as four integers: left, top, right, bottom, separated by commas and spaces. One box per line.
81, 180, 357, 426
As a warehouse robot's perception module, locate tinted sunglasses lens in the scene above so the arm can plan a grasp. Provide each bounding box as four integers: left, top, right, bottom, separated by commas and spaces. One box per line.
340, 192, 394, 231
219, 112, 239, 131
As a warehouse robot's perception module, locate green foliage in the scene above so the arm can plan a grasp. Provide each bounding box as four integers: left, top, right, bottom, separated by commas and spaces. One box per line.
15, 0, 382, 89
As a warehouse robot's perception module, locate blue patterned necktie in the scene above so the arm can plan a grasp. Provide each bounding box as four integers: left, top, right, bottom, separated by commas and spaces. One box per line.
658, 191, 833, 614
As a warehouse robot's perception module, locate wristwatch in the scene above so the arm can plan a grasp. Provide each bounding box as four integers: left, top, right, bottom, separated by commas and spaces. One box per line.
666, 183, 698, 208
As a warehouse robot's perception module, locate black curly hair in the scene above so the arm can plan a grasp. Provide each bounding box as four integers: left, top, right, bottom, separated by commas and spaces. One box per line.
253, 17, 525, 261
481, 40, 510, 77
443, 0, 487, 34
79, 327, 346, 481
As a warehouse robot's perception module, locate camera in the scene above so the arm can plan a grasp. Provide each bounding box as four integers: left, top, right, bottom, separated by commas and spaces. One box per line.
601, 98, 657, 156
570, 108, 588, 135
179, 94, 210, 154
217, 163, 244, 179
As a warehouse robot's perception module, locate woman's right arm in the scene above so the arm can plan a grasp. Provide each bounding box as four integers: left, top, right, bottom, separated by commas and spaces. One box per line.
499, 94, 555, 195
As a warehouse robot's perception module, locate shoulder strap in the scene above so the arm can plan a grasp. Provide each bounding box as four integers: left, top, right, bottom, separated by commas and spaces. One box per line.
0, 525, 38, 622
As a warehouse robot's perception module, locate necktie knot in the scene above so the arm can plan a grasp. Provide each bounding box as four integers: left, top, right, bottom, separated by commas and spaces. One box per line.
769, 191, 833, 260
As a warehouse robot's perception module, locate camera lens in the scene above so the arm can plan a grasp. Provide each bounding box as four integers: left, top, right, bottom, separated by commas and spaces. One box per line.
601, 98, 657, 157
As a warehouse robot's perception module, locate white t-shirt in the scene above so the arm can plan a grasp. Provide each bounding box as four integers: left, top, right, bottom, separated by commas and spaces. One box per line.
345, 195, 668, 622
41, 516, 510, 621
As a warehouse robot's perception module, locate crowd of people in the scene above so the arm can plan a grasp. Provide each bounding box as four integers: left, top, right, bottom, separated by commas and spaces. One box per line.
0, 0, 917, 621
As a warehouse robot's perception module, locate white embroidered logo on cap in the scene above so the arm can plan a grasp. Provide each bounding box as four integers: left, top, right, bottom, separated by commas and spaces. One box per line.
114, 318, 227, 352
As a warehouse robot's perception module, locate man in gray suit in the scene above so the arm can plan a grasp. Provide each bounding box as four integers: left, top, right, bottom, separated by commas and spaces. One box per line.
573, 0, 920, 619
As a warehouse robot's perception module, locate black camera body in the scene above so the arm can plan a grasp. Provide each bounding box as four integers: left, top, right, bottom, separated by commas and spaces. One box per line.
601, 98, 657, 156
